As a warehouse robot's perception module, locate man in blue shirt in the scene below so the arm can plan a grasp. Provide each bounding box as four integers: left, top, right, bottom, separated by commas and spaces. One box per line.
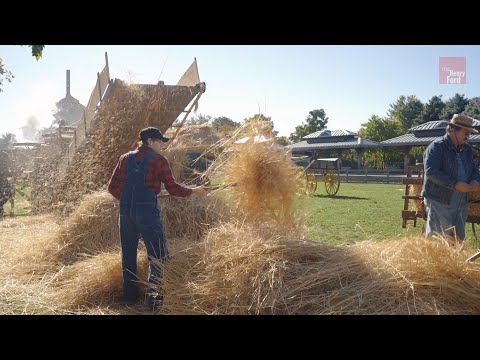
422, 114, 480, 241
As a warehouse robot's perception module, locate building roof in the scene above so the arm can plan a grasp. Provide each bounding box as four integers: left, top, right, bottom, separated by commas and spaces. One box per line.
381, 120, 480, 146
409, 119, 480, 132
303, 129, 357, 139
289, 137, 381, 151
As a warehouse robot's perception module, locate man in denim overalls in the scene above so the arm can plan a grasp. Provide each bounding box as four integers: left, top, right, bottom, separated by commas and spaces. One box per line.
422, 114, 480, 241
108, 127, 208, 310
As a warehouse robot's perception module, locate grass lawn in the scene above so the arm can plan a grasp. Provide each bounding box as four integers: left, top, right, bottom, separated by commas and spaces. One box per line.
2, 185, 31, 216
4, 182, 478, 247
296, 182, 426, 245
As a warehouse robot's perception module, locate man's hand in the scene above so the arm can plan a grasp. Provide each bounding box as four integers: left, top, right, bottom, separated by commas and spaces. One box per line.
470, 180, 480, 192
454, 182, 473, 192
191, 185, 208, 197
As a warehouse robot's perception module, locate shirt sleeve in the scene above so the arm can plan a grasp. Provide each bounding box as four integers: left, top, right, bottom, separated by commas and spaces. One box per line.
107, 155, 127, 200
156, 156, 193, 197
424, 142, 456, 188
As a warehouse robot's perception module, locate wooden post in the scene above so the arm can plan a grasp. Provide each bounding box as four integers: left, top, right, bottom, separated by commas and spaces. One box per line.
403, 147, 411, 175
165, 91, 204, 150
97, 73, 102, 103
74, 129, 77, 149
83, 111, 87, 134
105, 52, 110, 82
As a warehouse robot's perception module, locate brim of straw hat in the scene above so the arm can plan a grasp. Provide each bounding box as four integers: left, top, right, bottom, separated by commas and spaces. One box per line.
443, 120, 479, 134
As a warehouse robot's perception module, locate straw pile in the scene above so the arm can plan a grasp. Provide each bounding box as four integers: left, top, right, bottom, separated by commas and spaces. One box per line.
159, 194, 234, 241
12, 192, 120, 277
204, 120, 303, 227
6, 115, 480, 315
29, 136, 74, 214
39, 80, 201, 215
49, 251, 149, 309
163, 125, 220, 184
154, 223, 480, 315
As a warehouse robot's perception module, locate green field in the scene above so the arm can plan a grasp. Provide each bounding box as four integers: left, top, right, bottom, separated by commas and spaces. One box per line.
295, 183, 426, 245
4, 183, 478, 246
2, 185, 31, 216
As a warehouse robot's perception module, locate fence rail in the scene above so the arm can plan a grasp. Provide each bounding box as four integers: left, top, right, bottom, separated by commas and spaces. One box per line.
339, 168, 423, 184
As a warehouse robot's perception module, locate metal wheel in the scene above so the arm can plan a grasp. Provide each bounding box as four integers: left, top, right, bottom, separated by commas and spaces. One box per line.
306, 174, 317, 195
324, 169, 340, 195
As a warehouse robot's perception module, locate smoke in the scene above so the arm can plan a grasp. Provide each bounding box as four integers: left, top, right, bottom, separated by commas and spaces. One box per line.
21, 116, 41, 141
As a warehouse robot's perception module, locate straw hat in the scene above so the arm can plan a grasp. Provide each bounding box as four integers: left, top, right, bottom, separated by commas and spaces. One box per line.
445, 114, 479, 134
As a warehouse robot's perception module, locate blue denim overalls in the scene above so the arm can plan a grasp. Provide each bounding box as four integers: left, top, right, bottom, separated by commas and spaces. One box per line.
119, 151, 168, 306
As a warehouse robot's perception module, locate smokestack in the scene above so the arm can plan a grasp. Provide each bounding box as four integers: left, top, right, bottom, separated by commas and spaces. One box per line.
66, 70, 70, 96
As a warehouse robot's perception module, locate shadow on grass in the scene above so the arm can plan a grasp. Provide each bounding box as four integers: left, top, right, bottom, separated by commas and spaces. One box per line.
312, 194, 370, 200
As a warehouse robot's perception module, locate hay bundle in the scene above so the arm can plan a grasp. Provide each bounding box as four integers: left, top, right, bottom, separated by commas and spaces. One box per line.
163, 125, 220, 184
356, 236, 480, 314
222, 141, 303, 225
46, 80, 201, 216
48, 251, 149, 309
159, 194, 233, 241
201, 120, 303, 226
155, 223, 480, 315
0, 214, 62, 277
22, 191, 119, 270
408, 184, 424, 212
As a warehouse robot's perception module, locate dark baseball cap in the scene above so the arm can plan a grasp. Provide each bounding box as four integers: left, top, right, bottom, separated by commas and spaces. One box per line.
139, 127, 170, 143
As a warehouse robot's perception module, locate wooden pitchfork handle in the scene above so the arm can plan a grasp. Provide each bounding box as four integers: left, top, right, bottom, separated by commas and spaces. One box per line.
156, 183, 237, 198
467, 251, 480, 262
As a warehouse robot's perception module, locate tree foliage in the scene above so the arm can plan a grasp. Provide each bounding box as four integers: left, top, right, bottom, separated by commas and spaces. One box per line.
0, 58, 14, 93
387, 95, 424, 132
0, 45, 45, 92
289, 109, 329, 143
211, 116, 240, 132
276, 136, 290, 146
416, 95, 446, 125
173, 113, 212, 127
440, 93, 469, 120
0, 133, 17, 150
358, 115, 403, 169
358, 115, 403, 142
243, 114, 278, 136
462, 97, 480, 119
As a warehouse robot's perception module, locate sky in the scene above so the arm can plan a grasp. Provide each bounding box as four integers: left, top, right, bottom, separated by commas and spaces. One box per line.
1, 45, 480, 142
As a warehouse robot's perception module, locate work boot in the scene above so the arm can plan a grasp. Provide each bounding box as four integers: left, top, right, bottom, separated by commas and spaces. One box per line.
118, 297, 137, 307
147, 293, 163, 312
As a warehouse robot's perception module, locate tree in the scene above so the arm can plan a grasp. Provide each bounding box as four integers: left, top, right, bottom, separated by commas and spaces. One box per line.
289, 109, 329, 143
276, 136, 290, 146
462, 97, 480, 119
211, 116, 240, 132
358, 115, 403, 169
0, 58, 14, 93
416, 95, 446, 125
243, 114, 278, 136
0, 45, 45, 92
387, 95, 424, 132
0, 133, 17, 150
173, 113, 212, 127
358, 115, 403, 142
440, 93, 469, 120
